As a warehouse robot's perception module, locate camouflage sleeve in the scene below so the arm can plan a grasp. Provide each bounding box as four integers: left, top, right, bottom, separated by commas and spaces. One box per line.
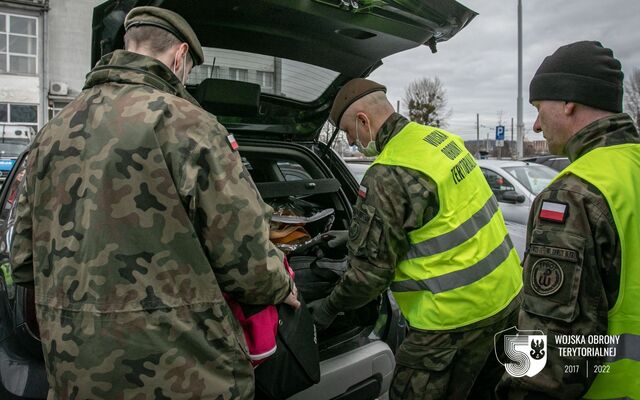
181, 118, 292, 305
10, 178, 34, 287
325, 164, 438, 313
497, 174, 619, 399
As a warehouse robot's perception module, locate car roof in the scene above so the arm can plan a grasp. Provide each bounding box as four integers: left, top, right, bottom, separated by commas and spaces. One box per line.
478, 159, 534, 169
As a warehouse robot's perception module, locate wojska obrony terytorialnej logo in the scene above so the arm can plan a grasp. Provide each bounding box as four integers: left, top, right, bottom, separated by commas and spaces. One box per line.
495, 327, 547, 377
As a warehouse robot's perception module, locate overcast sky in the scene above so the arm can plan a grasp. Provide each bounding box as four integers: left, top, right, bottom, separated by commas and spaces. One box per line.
369, 0, 640, 142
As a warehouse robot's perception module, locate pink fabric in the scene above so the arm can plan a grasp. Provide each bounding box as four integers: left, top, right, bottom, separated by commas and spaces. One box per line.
224, 257, 295, 367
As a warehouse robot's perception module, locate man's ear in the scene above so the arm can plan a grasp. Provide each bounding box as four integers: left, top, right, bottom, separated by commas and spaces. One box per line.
356, 112, 369, 126
564, 101, 576, 115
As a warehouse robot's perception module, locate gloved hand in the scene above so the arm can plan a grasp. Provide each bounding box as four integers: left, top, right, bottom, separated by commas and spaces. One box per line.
308, 299, 337, 331
321, 230, 349, 249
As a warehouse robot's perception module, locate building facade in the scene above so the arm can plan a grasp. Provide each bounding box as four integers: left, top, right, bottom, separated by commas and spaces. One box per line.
0, 0, 103, 136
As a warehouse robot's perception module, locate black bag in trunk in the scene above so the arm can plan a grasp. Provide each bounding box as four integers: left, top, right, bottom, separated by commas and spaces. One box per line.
255, 295, 320, 399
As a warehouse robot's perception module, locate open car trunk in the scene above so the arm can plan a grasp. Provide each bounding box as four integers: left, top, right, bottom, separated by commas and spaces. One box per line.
238, 138, 403, 353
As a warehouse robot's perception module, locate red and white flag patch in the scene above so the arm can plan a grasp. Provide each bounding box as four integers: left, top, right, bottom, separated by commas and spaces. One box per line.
358, 185, 368, 199
539, 201, 567, 223
226, 134, 239, 151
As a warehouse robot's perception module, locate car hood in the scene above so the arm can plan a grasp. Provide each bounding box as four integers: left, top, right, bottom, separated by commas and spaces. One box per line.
92, 0, 476, 140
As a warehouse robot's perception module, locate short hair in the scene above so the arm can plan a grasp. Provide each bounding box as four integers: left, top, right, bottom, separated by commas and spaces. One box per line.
124, 25, 181, 55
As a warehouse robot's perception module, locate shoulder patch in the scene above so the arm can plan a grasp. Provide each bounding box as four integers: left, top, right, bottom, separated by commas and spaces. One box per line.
530, 258, 564, 296
539, 201, 567, 223
358, 185, 368, 199
226, 134, 239, 151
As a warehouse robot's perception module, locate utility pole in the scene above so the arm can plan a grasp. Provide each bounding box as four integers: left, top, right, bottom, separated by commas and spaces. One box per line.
476, 113, 480, 157
397, 100, 400, 113
516, 0, 524, 158
486, 132, 489, 154
511, 117, 514, 158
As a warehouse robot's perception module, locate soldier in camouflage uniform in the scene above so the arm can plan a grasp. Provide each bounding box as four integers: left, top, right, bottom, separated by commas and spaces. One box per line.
311, 79, 523, 399
10, 7, 297, 400
497, 42, 640, 398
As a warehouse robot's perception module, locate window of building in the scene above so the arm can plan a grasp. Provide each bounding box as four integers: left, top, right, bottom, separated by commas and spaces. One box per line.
0, 13, 38, 75
187, 65, 220, 85
229, 67, 248, 82
257, 71, 274, 89
0, 103, 38, 130
48, 101, 69, 120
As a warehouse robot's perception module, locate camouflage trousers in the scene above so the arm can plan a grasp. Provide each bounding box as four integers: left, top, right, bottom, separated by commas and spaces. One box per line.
389, 304, 519, 400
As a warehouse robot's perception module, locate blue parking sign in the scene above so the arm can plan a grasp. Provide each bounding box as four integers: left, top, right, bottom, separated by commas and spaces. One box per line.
496, 125, 505, 141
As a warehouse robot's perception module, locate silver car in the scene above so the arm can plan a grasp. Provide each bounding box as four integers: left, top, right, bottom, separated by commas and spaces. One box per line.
478, 160, 558, 225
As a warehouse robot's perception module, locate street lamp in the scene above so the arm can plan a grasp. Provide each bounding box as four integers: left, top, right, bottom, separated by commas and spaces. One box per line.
516, 0, 524, 159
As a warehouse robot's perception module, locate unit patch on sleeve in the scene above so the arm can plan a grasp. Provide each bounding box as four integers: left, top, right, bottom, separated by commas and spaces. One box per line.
539, 201, 568, 223
226, 134, 239, 151
530, 258, 564, 296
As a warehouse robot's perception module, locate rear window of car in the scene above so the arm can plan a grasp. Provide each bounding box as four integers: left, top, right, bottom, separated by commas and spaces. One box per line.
503, 164, 557, 195
186, 47, 339, 102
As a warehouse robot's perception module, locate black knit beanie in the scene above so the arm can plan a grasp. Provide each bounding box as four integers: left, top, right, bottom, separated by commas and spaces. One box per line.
529, 41, 623, 112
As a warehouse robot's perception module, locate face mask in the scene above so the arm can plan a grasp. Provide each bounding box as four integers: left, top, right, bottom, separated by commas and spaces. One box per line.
354, 115, 379, 157
173, 52, 188, 85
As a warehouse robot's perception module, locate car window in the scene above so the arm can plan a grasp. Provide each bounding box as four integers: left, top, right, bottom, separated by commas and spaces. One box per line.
503, 164, 557, 195
186, 47, 339, 102
481, 168, 515, 202
277, 161, 312, 182
0, 141, 29, 158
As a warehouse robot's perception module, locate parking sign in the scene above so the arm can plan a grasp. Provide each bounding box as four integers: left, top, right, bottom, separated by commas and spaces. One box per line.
496, 125, 505, 141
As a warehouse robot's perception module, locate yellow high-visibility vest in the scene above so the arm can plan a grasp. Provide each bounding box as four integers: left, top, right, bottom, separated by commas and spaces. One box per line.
554, 144, 640, 400
373, 122, 522, 330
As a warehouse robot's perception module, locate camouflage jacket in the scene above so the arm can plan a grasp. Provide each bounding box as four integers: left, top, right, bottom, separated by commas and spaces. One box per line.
497, 113, 640, 399
325, 113, 518, 328
10, 50, 292, 400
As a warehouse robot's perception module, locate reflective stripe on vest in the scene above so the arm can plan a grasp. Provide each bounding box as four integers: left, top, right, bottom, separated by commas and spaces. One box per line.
557, 144, 640, 400
373, 123, 522, 330
405, 195, 500, 259
606, 333, 640, 363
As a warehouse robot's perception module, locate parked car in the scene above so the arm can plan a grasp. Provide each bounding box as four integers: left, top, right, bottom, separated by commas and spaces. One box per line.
345, 160, 372, 183
0, 1, 478, 399
478, 159, 557, 225
0, 129, 32, 187
504, 220, 527, 260
520, 154, 570, 171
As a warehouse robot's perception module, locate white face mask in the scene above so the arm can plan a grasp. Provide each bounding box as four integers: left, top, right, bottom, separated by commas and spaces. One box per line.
354, 115, 379, 157
173, 52, 188, 85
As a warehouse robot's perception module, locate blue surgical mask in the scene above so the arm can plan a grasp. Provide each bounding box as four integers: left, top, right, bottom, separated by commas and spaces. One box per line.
354, 116, 379, 157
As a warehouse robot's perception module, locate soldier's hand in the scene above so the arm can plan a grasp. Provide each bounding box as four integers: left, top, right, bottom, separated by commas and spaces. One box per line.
283, 282, 301, 309
321, 230, 349, 248
308, 299, 337, 330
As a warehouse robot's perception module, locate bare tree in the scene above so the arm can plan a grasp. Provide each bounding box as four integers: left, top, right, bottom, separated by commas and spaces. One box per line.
403, 77, 451, 128
625, 67, 640, 128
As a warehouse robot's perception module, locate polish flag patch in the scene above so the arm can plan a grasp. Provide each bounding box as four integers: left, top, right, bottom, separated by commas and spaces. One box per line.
358, 185, 368, 199
226, 134, 239, 151
539, 201, 567, 223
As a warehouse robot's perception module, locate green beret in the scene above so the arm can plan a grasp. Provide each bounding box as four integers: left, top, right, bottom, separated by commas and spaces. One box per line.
329, 78, 387, 127
124, 6, 204, 66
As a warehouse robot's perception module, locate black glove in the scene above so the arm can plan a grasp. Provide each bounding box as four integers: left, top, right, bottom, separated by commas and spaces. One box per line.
321, 230, 349, 248
308, 299, 337, 331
